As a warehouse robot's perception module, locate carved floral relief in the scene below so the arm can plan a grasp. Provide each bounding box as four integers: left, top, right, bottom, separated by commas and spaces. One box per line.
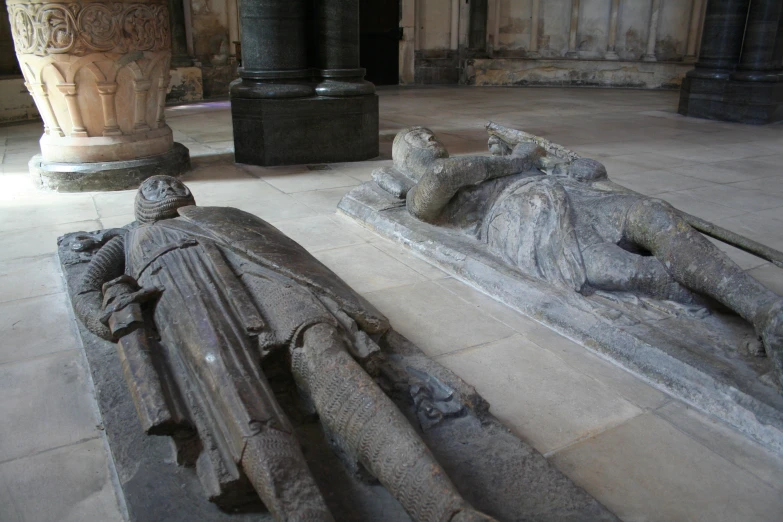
6, 1, 170, 56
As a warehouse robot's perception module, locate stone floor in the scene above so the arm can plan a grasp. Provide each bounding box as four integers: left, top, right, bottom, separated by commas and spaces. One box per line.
1, 86, 782, 522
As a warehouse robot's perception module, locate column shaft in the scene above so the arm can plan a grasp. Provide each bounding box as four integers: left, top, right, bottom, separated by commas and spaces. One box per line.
566, 0, 580, 58
233, 0, 315, 98
315, 0, 374, 96
168, 0, 192, 66
643, 0, 661, 62
605, 0, 620, 59
732, 0, 783, 81
530, 0, 541, 57
690, 0, 752, 79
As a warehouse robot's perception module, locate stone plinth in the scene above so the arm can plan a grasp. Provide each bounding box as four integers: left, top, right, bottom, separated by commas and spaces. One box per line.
6, 0, 190, 190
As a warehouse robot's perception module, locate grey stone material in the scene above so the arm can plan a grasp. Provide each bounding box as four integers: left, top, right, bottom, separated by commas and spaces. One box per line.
57, 177, 619, 522
338, 124, 783, 455
30, 142, 191, 192
231, 95, 379, 166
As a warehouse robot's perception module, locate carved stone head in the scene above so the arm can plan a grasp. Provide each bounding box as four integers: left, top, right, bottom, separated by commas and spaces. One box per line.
393, 127, 449, 179
135, 175, 196, 224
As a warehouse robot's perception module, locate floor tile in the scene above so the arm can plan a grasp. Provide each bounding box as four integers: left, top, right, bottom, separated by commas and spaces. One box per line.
0, 194, 98, 233
291, 186, 355, 214
551, 413, 783, 522
0, 351, 100, 462
681, 184, 783, 212
655, 401, 783, 493
0, 294, 79, 365
258, 169, 361, 194
438, 334, 643, 454
271, 215, 369, 252
0, 220, 101, 262
92, 190, 136, 219
659, 191, 747, 222
369, 239, 448, 280
313, 243, 428, 294
0, 438, 124, 522
611, 169, 714, 196
362, 280, 515, 357
747, 264, 783, 296
0, 254, 63, 304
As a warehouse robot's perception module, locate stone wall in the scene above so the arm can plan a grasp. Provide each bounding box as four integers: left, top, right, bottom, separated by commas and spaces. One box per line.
406, 0, 707, 88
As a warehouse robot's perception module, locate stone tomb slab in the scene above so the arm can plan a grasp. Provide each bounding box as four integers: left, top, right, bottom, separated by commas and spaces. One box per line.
57, 230, 617, 522
338, 181, 783, 455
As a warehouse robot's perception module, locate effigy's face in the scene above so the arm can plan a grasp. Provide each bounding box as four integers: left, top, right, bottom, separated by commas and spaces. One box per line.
404, 127, 446, 155
140, 177, 191, 202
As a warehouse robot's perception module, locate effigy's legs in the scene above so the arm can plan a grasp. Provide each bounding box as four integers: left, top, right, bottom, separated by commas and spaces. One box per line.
624, 198, 783, 380
240, 430, 335, 522
581, 242, 700, 303
290, 323, 495, 522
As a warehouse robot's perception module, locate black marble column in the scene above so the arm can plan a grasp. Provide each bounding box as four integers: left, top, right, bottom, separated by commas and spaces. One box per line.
679, 0, 783, 124
315, 0, 375, 96
732, 0, 783, 81
231, 0, 316, 99
230, 0, 379, 165
687, 0, 752, 79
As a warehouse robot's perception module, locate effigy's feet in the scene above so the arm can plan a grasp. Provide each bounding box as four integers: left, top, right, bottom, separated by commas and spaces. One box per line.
760, 300, 783, 390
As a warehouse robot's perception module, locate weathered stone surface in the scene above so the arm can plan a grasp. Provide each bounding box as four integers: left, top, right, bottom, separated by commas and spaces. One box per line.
338, 125, 783, 455
57, 177, 619, 522
471, 58, 692, 89
167, 67, 204, 104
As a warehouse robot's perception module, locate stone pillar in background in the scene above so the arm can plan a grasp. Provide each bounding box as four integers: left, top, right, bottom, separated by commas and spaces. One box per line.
315, 0, 375, 96
230, 0, 378, 166
731, 0, 783, 81
165, 0, 203, 103
529, 0, 541, 58
565, 0, 580, 58
679, 0, 783, 124
6, 0, 190, 191
688, 0, 751, 79
604, 0, 620, 60
642, 0, 661, 62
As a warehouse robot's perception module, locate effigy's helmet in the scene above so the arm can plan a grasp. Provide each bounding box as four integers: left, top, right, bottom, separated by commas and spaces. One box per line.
135, 175, 196, 224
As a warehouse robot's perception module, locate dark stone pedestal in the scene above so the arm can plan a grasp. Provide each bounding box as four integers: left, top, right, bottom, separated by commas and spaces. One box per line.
231, 95, 379, 166
30, 143, 191, 192
679, 76, 783, 124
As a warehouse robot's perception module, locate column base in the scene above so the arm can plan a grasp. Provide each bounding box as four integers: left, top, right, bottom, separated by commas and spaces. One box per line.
30, 142, 191, 192
231, 95, 379, 166
679, 76, 783, 124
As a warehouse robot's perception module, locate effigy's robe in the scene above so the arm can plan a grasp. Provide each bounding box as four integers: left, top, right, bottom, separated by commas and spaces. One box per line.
124, 205, 389, 508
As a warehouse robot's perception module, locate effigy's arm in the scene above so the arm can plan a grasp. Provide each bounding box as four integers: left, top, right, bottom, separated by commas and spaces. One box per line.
407, 149, 542, 223
73, 234, 127, 341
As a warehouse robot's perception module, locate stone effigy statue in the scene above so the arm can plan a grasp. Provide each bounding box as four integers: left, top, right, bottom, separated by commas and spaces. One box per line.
372, 125, 783, 389
71, 175, 495, 522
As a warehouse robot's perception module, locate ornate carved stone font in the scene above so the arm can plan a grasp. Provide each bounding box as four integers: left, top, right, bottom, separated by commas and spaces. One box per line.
5, 0, 190, 190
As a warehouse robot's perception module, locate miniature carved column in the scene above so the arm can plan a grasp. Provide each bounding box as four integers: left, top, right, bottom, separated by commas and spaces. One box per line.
5, 0, 190, 191
605, 0, 620, 60
315, 0, 375, 96
96, 82, 121, 136
566, 0, 580, 58
643, 0, 662, 62
529, 0, 541, 58
688, 0, 752, 79
684, 0, 706, 62
731, 0, 783, 81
